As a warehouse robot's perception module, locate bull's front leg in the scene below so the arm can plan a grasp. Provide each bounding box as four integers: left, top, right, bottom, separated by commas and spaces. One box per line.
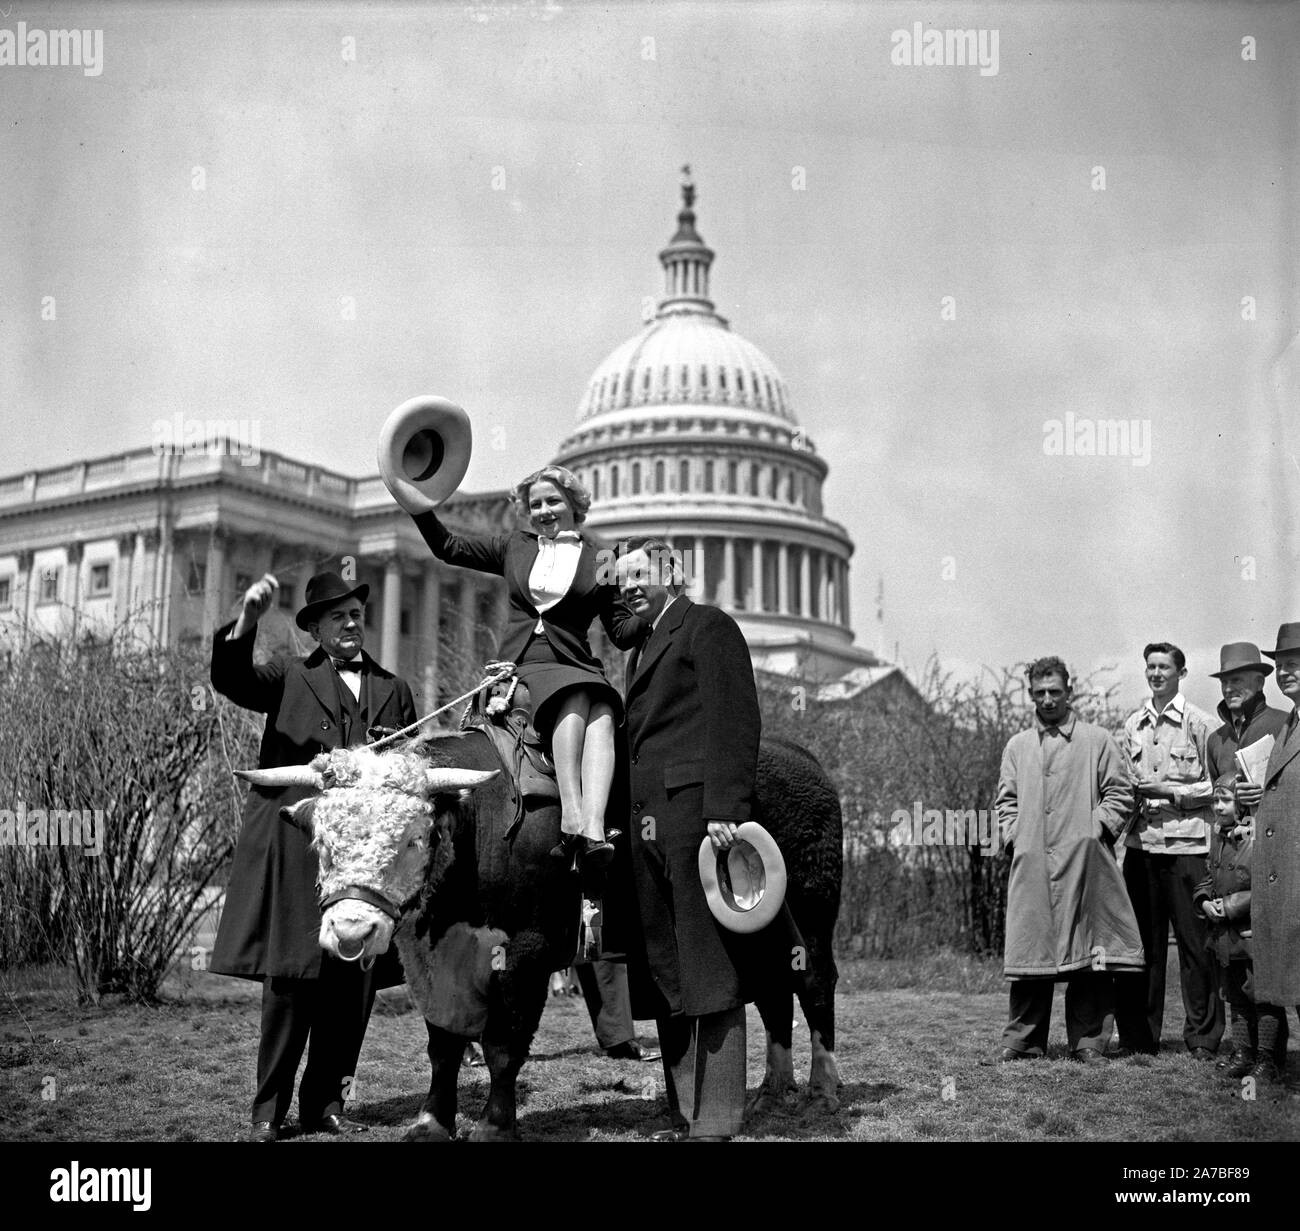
471, 933, 551, 1142
404, 1022, 465, 1141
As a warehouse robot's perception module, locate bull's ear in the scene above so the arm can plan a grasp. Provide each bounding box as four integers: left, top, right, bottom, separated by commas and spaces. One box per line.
280, 798, 317, 833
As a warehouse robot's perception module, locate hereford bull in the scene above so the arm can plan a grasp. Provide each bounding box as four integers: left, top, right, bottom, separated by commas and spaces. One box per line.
238, 728, 842, 1140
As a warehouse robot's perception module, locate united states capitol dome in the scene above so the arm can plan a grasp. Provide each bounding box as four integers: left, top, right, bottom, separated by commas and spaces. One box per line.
574, 177, 797, 428
552, 171, 883, 685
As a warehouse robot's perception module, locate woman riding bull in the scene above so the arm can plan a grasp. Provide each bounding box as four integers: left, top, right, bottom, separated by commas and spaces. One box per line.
410, 464, 644, 866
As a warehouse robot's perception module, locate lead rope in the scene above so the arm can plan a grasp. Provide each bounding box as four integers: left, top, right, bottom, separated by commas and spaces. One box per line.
367, 661, 517, 751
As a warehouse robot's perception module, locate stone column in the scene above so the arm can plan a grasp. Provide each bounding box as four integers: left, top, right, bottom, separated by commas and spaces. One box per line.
15, 548, 33, 631
115, 535, 135, 628
839, 560, 851, 628
201, 530, 227, 640
748, 539, 763, 612
419, 562, 441, 709
65, 542, 84, 640
381, 555, 402, 672
777, 543, 790, 614
720, 537, 735, 610
799, 547, 812, 618
155, 520, 175, 646
692, 535, 706, 602
459, 579, 478, 670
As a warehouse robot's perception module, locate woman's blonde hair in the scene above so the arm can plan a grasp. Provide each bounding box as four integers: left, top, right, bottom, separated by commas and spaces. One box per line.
514, 464, 592, 524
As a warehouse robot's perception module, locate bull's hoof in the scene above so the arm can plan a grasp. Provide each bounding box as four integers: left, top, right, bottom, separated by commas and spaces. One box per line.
469, 1120, 520, 1142
802, 1089, 841, 1117
403, 1116, 454, 1142
746, 1081, 798, 1117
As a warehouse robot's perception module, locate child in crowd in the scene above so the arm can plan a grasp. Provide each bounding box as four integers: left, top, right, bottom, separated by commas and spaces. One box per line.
1194, 774, 1260, 1079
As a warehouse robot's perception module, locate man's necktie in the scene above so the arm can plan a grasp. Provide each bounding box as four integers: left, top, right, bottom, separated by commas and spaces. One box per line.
332, 658, 361, 673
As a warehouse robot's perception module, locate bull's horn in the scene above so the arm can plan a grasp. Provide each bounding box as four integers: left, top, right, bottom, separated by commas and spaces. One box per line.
425, 768, 499, 793
236, 766, 327, 790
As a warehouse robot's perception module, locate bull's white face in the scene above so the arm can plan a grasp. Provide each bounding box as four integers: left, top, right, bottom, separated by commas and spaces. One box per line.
319, 811, 438, 964
238, 743, 497, 969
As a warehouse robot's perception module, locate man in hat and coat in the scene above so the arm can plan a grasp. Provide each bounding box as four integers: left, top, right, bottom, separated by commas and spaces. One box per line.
613, 538, 764, 1140
211, 571, 417, 1141
996, 656, 1144, 1063
1249, 622, 1300, 1085
1205, 641, 1291, 804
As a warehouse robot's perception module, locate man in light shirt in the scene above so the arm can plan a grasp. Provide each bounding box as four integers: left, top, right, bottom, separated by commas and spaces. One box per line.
1114, 641, 1221, 1058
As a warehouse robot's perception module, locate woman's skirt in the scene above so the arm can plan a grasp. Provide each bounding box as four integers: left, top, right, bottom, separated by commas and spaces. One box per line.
515, 633, 624, 742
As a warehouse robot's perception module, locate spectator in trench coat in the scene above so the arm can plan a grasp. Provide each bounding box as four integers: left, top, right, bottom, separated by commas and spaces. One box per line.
995, 656, 1143, 1064
211, 571, 417, 1140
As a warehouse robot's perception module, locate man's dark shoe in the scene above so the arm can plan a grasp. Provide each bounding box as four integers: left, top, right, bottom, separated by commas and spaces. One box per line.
1071, 1049, 1107, 1066
649, 1128, 688, 1142
1217, 1047, 1255, 1078
1189, 1046, 1217, 1062
1248, 1058, 1281, 1085
301, 1113, 369, 1135
604, 1040, 661, 1062
998, 1047, 1035, 1063
247, 1121, 278, 1142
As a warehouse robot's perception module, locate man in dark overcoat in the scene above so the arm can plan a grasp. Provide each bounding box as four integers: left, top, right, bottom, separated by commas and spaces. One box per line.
614, 538, 763, 1140
211, 571, 417, 1141
1251, 622, 1300, 1085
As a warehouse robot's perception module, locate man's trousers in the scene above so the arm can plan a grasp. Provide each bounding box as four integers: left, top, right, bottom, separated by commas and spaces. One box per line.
576, 959, 635, 1051
1003, 970, 1116, 1055
252, 955, 378, 1125
1115, 848, 1224, 1052
656, 1006, 746, 1138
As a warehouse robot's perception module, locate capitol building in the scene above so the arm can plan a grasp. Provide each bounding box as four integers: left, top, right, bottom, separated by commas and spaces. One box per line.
0, 175, 898, 698
555, 176, 883, 687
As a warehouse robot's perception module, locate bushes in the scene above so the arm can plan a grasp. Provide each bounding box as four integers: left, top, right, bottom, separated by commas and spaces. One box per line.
0, 623, 261, 1003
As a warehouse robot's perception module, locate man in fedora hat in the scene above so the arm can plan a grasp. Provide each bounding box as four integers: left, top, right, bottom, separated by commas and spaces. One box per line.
1247, 622, 1300, 1084
614, 537, 763, 1140
1205, 642, 1290, 806
1114, 641, 1221, 1058
210, 570, 417, 1141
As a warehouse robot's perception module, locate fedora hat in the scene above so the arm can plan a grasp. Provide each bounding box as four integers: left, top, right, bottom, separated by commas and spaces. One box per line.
377, 395, 473, 515
1262, 622, 1300, 661
296, 572, 370, 630
1209, 641, 1273, 678
697, 822, 787, 935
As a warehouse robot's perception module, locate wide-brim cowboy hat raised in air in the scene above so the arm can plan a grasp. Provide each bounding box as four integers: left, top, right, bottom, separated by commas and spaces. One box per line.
296, 572, 370, 630
1262, 623, 1300, 661
1210, 641, 1274, 678
377, 395, 473, 515
697, 822, 787, 935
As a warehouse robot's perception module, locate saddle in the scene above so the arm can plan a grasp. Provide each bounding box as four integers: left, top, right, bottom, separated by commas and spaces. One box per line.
461, 673, 558, 842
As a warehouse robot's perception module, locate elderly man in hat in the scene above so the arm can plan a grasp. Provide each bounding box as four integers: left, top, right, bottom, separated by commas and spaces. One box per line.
1249, 622, 1300, 1085
210, 571, 417, 1141
996, 656, 1143, 1063
614, 537, 764, 1140
1114, 641, 1221, 1058
1205, 642, 1291, 805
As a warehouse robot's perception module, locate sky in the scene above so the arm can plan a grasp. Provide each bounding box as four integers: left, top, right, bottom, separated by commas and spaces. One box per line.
2, 0, 1297, 714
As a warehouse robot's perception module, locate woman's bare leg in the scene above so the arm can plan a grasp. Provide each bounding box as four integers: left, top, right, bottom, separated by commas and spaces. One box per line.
551, 691, 590, 837
579, 701, 616, 842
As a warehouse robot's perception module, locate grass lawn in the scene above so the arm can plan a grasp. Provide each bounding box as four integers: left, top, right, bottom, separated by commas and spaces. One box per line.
2, 951, 1297, 1143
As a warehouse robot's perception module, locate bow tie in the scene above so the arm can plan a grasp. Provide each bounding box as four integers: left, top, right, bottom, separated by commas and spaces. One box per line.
332, 657, 362, 673
542, 530, 581, 543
